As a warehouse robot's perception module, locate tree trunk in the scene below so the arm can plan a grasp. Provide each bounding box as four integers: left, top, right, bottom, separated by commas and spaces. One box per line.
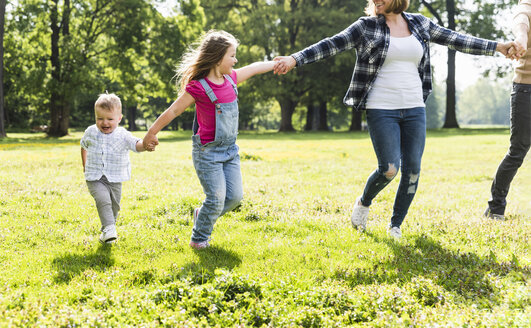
317, 101, 328, 131
278, 97, 296, 132
127, 106, 137, 131
305, 104, 315, 131
443, 49, 459, 128
350, 109, 362, 131
48, 0, 70, 137
442, 0, 459, 128
0, 0, 6, 137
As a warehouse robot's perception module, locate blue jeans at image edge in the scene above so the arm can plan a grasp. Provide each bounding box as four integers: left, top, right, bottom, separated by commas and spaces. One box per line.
361, 107, 426, 228
191, 135, 243, 242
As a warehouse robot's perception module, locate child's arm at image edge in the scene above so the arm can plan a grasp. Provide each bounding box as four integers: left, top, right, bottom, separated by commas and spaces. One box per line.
235, 61, 276, 83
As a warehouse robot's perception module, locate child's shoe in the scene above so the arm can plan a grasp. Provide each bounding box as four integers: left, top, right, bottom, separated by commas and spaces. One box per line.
99, 224, 117, 244
189, 240, 209, 250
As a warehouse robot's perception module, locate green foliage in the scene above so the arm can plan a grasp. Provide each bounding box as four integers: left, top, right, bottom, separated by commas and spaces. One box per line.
203, 0, 366, 131
457, 77, 511, 126
3, 0, 205, 131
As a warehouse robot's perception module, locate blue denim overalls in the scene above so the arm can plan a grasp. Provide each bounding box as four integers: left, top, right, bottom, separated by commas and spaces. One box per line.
190, 75, 243, 243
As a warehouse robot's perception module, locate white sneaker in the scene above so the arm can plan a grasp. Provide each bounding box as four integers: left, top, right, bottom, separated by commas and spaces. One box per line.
387, 225, 402, 239
351, 197, 369, 231
99, 224, 117, 244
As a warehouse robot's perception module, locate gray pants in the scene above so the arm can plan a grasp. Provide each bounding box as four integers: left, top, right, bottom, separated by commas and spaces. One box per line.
86, 176, 122, 230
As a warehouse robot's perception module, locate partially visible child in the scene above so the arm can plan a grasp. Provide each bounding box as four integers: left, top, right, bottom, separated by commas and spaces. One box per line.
143, 30, 275, 249
81, 93, 146, 243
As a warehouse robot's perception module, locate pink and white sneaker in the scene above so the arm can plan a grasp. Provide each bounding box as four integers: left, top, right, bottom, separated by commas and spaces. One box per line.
189, 240, 209, 250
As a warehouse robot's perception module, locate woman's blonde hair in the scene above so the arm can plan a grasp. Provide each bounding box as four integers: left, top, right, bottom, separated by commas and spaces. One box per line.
175, 30, 239, 93
365, 0, 409, 16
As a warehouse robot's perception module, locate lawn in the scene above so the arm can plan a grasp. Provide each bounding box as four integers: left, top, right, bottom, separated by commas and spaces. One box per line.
0, 129, 529, 327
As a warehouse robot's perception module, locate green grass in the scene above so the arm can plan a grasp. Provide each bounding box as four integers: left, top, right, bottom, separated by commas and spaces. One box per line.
0, 129, 529, 327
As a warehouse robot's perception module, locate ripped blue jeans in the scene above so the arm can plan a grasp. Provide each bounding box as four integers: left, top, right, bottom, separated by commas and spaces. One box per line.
361, 107, 426, 228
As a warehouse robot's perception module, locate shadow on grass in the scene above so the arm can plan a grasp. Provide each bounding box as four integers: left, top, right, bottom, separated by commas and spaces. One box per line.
334, 232, 529, 300
52, 244, 114, 284
180, 245, 242, 276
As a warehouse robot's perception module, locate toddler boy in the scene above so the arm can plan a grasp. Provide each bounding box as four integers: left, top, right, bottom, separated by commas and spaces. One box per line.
81, 93, 146, 243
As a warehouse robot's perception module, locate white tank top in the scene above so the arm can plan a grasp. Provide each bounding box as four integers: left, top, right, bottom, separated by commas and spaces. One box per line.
365, 34, 425, 110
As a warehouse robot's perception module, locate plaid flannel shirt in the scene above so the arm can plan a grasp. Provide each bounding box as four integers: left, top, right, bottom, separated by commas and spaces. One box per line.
81, 125, 140, 182
291, 12, 497, 110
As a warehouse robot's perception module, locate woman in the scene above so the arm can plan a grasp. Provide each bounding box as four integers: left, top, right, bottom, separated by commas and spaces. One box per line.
274, 0, 520, 239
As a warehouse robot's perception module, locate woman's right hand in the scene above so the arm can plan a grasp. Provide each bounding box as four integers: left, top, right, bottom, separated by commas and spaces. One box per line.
273, 56, 296, 75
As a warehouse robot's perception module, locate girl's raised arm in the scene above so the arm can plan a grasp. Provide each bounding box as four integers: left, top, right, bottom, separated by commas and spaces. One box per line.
143, 92, 195, 150
235, 61, 276, 83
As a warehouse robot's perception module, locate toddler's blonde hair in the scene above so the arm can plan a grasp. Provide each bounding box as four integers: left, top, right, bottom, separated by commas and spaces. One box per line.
95, 92, 122, 114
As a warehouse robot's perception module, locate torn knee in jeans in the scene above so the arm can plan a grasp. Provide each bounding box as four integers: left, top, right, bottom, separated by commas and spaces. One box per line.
407, 173, 419, 194
384, 163, 398, 180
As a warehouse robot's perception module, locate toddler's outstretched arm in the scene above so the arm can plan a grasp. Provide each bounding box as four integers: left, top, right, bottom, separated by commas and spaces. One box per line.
143, 92, 195, 150
235, 61, 276, 83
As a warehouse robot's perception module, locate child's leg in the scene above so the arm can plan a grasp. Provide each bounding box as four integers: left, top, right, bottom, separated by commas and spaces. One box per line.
220, 144, 243, 216
87, 179, 116, 229
108, 181, 122, 222
192, 150, 226, 243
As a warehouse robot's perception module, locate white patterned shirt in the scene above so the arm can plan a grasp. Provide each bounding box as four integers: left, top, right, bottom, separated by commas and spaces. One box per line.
81, 125, 140, 182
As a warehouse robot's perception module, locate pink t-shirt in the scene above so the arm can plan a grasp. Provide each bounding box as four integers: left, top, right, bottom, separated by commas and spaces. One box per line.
185, 71, 238, 144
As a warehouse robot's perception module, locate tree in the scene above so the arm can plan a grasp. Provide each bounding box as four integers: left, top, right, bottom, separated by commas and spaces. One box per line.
457, 78, 510, 125
419, 0, 511, 128
46, 0, 188, 136
202, 0, 364, 132
0, 0, 5, 138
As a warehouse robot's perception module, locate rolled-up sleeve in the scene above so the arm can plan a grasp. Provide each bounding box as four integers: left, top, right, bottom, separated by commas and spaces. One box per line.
514, 3, 530, 31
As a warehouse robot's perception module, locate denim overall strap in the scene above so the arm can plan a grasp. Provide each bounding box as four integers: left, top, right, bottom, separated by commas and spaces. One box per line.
199, 79, 218, 103
223, 74, 238, 96
192, 77, 238, 141
193, 79, 218, 134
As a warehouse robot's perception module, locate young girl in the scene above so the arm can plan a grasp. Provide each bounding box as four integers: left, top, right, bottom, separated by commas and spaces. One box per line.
143, 30, 275, 249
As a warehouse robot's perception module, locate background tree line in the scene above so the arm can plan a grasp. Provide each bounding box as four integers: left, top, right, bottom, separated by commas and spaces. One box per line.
0, 0, 514, 138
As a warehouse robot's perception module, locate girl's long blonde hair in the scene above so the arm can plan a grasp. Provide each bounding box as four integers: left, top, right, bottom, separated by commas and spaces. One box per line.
176, 30, 239, 93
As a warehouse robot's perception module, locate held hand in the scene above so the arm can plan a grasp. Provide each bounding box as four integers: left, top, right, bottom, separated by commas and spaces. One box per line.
142, 133, 159, 152
273, 56, 296, 75
147, 142, 157, 152
497, 41, 525, 60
